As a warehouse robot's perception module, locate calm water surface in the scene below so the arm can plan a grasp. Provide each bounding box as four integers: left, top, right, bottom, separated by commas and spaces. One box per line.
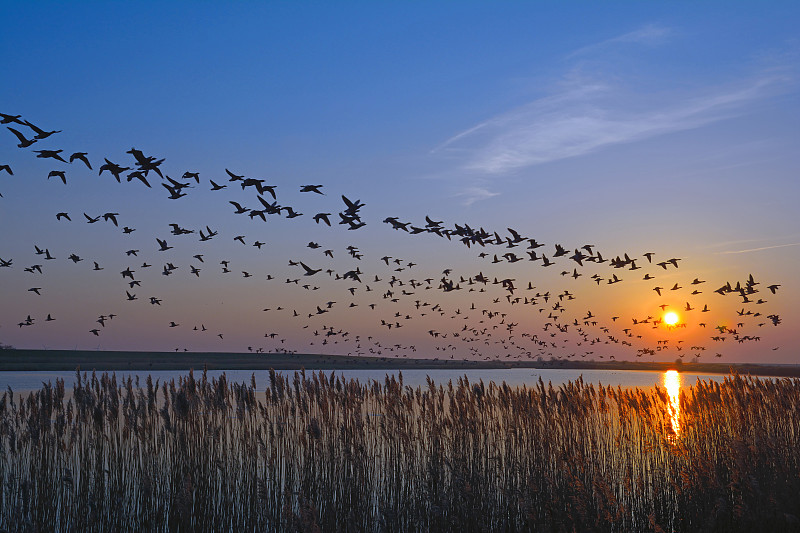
0, 368, 732, 393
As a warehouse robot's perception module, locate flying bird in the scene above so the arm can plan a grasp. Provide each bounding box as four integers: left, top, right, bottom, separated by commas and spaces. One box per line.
7, 127, 37, 148
24, 120, 61, 139
313, 213, 332, 226
300, 185, 324, 194
47, 170, 67, 184
69, 152, 92, 169
34, 149, 67, 163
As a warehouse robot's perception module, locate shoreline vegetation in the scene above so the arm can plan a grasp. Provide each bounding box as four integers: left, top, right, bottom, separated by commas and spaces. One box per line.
1, 369, 799, 531
0, 348, 799, 377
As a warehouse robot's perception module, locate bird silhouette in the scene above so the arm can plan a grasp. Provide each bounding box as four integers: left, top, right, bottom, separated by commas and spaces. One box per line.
69, 152, 92, 169
7, 127, 37, 148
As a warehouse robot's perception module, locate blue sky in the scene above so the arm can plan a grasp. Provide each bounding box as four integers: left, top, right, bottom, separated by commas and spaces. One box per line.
1, 2, 798, 362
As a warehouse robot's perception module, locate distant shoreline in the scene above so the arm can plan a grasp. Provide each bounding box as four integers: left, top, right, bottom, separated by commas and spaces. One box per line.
1, 349, 798, 378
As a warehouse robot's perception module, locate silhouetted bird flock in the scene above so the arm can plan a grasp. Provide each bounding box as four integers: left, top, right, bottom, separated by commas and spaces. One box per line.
0, 111, 785, 362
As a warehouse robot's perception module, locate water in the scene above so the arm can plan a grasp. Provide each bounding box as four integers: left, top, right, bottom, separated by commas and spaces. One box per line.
0, 367, 734, 393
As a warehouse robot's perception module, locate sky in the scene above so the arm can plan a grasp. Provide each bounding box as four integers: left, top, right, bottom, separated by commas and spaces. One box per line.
1, 2, 798, 363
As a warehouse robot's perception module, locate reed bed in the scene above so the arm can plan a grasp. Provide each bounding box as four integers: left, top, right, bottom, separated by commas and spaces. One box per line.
1, 369, 799, 532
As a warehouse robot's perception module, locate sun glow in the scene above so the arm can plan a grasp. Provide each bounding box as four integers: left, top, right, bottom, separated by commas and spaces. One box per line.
664, 311, 679, 326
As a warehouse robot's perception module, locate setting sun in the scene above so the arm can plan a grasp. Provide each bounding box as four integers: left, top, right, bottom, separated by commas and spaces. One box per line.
664, 312, 679, 326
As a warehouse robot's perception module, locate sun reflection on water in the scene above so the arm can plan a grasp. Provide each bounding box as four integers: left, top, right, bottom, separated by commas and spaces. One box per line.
663, 370, 682, 437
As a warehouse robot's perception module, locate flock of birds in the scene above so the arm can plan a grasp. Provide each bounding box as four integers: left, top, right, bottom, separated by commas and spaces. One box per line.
0, 111, 784, 363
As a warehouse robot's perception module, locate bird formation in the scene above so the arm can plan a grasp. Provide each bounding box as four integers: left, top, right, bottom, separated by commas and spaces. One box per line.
0, 112, 785, 362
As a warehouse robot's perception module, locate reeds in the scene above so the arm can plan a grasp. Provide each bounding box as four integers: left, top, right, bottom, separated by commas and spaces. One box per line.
1, 370, 799, 532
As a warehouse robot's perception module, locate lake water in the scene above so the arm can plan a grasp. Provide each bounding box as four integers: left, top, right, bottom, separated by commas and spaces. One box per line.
0, 367, 737, 393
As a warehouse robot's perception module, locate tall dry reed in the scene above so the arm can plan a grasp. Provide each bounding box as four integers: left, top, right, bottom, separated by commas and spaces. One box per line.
1, 369, 799, 532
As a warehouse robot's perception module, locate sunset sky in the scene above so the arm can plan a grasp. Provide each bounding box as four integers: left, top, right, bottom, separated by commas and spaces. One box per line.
1, 2, 798, 363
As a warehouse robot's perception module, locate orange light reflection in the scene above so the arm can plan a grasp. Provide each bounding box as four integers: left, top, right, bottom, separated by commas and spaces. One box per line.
663, 370, 682, 437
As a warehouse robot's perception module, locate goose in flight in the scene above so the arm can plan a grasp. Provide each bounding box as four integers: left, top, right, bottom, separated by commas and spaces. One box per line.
98, 159, 130, 182
7, 127, 37, 148
0, 113, 23, 124
23, 120, 61, 139
102, 212, 120, 226
84, 213, 100, 223
507, 227, 525, 244
341, 195, 365, 214
384, 217, 409, 231
156, 238, 172, 251
425, 216, 443, 228
168, 223, 193, 235
0, 164, 12, 175
127, 148, 165, 178
553, 244, 568, 257
35, 149, 67, 163
225, 168, 244, 181
0, 257, 13, 267
313, 213, 332, 226
299, 262, 322, 276
127, 171, 152, 188
284, 206, 302, 218
209, 179, 226, 191
229, 201, 248, 214
56, 212, 71, 221
69, 152, 92, 169
165, 175, 191, 192
162, 182, 185, 199
300, 185, 324, 194
28, 287, 42, 295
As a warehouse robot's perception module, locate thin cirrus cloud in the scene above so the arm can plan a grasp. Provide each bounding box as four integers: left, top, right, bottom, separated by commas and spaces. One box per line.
717, 242, 800, 255
566, 23, 673, 58
437, 76, 781, 176
433, 23, 793, 179
454, 185, 500, 207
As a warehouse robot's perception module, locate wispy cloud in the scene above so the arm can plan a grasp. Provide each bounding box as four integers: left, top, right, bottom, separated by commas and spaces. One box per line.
431, 23, 795, 181
568, 24, 672, 58
453, 185, 500, 206
717, 242, 800, 255
428, 24, 796, 205
436, 75, 781, 175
